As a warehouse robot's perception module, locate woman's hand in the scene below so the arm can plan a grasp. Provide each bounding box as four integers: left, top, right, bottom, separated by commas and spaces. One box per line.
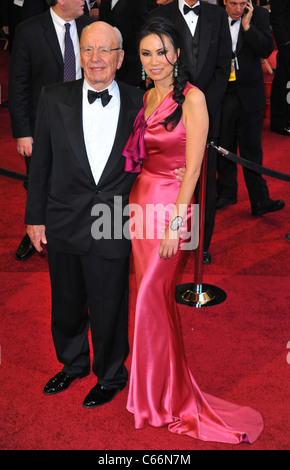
158, 225, 180, 260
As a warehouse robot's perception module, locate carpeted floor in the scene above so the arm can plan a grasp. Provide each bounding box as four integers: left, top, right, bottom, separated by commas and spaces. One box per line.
0, 44, 289, 452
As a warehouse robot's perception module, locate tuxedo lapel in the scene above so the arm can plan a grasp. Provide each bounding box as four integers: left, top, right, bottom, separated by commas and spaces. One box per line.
57, 79, 96, 184
196, 4, 212, 79
58, 80, 140, 190
111, 0, 125, 12
97, 81, 141, 187
42, 11, 64, 73
168, 3, 196, 77
236, 23, 244, 53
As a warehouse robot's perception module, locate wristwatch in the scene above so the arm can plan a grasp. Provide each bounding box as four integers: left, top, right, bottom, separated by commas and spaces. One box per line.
170, 216, 183, 231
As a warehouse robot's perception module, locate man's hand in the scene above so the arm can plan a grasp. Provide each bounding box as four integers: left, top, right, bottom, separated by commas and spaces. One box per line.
242, 1, 254, 31
174, 167, 186, 182
27, 225, 47, 252
17, 137, 33, 157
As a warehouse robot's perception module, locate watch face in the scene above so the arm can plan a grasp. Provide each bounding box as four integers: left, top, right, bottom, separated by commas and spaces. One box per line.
170, 216, 183, 230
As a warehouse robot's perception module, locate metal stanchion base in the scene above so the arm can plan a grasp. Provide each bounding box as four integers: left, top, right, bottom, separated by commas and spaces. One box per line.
175, 283, 227, 308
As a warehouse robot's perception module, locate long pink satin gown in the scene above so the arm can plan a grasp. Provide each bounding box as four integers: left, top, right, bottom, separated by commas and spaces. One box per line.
123, 83, 263, 444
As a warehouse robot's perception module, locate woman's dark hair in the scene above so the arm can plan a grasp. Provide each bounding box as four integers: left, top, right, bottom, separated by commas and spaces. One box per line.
137, 17, 189, 131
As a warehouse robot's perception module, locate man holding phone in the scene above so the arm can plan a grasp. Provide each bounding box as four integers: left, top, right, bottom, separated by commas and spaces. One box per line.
216, 0, 285, 217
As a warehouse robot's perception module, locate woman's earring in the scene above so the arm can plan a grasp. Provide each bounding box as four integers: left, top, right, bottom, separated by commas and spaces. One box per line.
174, 62, 178, 78
142, 66, 146, 81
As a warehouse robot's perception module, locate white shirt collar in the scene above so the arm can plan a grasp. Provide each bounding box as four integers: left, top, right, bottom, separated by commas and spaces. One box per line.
179, 0, 201, 15
83, 78, 117, 95
50, 7, 75, 28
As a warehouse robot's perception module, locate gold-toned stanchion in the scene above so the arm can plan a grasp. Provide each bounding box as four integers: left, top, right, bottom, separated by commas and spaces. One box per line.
175, 145, 227, 308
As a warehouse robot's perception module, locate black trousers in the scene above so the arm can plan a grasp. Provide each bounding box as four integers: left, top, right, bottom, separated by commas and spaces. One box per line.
47, 243, 130, 390
217, 87, 269, 209
204, 146, 217, 252
270, 45, 290, 130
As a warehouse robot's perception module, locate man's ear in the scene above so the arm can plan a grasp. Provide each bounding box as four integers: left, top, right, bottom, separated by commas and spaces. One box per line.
117, 49, 125, 70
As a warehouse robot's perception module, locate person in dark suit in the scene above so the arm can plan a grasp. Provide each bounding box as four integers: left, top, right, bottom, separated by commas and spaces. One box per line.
8, 0, 94, 261
21, 0, 48, 20
24, 21, 145, 408
216, 0, 285, 216
0, 0, 48, 53
99, 0, 149, 86
150, 0, 232, 264
270, 0, 290, 136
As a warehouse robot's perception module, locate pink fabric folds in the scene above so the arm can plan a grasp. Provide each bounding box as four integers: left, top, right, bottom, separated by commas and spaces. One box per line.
123, 107, 147, 173
125, 82, 264, 444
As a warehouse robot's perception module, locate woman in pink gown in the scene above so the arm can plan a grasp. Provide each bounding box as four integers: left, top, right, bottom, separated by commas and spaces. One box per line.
123, 18, 263, 444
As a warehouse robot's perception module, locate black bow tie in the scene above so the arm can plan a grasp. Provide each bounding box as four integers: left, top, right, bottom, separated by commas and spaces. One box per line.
183, 4, 200, 16
87, 89, 112, 107
231, 19, 237, 26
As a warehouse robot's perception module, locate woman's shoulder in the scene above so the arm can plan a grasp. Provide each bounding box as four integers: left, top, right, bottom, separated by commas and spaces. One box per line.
183, 82, 206, 104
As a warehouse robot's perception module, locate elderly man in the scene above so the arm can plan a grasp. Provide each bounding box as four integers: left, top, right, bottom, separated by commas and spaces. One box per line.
25, 21, 144, 408
216, 0, 285, 216
8, 0, 94, 261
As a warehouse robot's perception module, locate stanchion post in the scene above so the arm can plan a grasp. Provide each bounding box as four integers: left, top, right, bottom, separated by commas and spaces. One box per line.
194, 145, 207, 286
175, 144, 227, 308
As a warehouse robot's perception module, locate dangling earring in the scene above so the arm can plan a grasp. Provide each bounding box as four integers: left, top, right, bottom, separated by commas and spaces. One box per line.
142, 66, 146, 81
174, 62, 178, 78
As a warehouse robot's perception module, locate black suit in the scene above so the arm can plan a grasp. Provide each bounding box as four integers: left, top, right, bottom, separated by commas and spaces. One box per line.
25, 79, 144, 387
99, 0, 149, 86
21, 0, 48, 20
8, 10, 94, 139
150, 0, 232, 252
216, 6, 274, 209
270, 0, 290, 131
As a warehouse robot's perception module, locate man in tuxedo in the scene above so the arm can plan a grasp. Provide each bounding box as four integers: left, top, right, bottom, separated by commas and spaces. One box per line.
99, 0, 149, 86
270, 0, 290, 136
216, 0, 285, 216
25, 21, 145, 408
150, 0, 232, 263
8, 0, 94, 262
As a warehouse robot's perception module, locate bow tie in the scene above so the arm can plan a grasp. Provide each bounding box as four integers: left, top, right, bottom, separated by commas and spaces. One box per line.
231, 19, 237, 26
183, 4, 200, 16
87, 89, 112, 107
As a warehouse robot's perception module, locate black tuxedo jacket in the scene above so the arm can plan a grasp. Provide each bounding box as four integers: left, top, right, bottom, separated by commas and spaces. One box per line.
233, 5, 273, 112
150, 0, 232, 137
99, 0, 148, 56
270, 0, 290, 48
25, 79, 144, 258
8, 10, 94, 138
99, 0, 148, 85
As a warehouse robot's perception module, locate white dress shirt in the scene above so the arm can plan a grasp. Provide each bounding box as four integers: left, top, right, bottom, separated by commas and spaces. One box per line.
228, 16, 241, 53
179, 0, 201, 37
111, 0, 120, 9
82, 80, 121, 185
50, 7, 82, 80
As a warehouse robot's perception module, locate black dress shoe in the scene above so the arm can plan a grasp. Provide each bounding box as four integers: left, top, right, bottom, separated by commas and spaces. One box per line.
216, 197, 237, 210
15, 234, 36, 261
83, 383, 126, 408
43, 370, 89, 395
203, 251, 211, 264
252, 198, 285, 216
270, 126, 290, 136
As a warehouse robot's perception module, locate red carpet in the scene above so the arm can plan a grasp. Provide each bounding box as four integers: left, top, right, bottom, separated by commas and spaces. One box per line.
0, 45, 289, 452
